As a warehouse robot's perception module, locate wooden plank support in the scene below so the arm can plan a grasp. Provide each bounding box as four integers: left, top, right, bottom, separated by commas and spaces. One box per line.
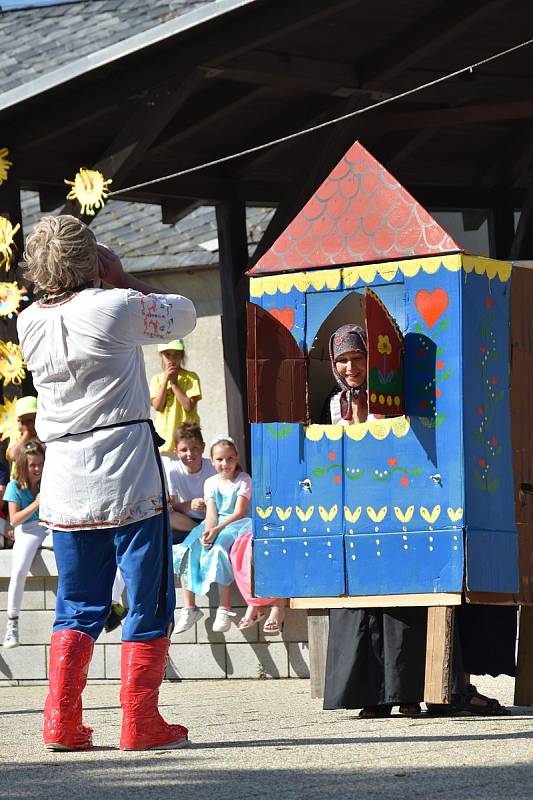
424, 606, 455, 705
307, 609, 329, 700
291, 593, 462, 609
514, 605, 533, 706
215, 201, 250, 469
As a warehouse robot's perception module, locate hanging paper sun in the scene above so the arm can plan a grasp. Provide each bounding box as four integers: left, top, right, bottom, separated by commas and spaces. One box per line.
0, 282, 28, 319
0, 340, 26, 386
65, 168, 112, 215
0, 396, 18, 443
0, 216, 21, 271
0, 148, 12, 186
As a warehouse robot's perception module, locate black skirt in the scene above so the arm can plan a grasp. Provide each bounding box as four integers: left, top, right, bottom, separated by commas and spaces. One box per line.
323, 607, 427, 709
323, 604, 517, 711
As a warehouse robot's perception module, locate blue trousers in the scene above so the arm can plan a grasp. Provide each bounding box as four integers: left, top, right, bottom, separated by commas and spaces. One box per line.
52, 514, 175, 641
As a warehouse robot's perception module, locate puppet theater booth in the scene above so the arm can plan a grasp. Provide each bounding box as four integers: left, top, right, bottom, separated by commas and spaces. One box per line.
246, 141, 533, 705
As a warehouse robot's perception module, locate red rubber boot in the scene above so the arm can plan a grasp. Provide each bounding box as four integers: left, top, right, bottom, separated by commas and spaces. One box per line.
119, 638, 189, 751
44, 629, 95, 751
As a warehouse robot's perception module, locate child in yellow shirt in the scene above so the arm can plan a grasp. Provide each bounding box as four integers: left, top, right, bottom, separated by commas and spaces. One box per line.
149, 339, 201, 455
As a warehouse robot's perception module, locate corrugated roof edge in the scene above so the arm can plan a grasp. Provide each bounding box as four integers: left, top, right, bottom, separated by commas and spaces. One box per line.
0, 0, 257, 112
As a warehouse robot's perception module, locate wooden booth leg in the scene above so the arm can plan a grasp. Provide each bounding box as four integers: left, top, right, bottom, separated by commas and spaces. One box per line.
307, 610, 329, 699
514, 605, 533, 706
424, 606, 455, 705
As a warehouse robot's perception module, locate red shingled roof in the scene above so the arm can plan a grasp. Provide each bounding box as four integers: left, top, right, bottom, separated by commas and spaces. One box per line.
248, 141, 461, 276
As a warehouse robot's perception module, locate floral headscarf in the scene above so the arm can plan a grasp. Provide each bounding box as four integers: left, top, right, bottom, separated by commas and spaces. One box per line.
328, 324, 367, 421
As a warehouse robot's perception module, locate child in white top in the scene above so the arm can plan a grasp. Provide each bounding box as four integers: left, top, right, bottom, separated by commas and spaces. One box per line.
173, 436, 251, 634
164, 423, 215, 544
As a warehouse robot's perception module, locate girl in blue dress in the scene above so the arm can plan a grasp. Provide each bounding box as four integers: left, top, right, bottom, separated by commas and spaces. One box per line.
173, 436, 252, 633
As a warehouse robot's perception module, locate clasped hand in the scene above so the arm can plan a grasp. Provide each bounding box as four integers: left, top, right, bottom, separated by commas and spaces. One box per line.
201, 526, 220, 548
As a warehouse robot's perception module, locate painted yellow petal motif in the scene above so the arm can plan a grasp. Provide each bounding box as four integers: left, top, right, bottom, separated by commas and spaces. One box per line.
296, 505, 314, 522
256, 506, 273, 520
65, 168, 112, 216
447, 507, 464, 523
366, 506, 387, 523
463, 255, 511, 283
319, 505, 338, 522
0, 341, 25, 385
420, 505, 441, 524
275, 506, 292, 521
0, 147, 13, 186
308, 268, 341, 291
344, 506, 362, 524
343, 416, 411, 442
0, 217, 20, 271
394, 505, 415, 523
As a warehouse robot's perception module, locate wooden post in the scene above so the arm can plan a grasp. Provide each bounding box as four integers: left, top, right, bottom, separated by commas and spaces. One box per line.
514, 605, 533, 706
215, 202, 250, 469
307, 609, 329, 699
424, 606, 455, 704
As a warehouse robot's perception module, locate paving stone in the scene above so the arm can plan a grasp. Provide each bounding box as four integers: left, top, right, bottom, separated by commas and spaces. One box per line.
226, 642, 289, 679
0, 645, 46, 681
0, 577, 45, 612
288, 641, 310, 678
167, 643, 226, 679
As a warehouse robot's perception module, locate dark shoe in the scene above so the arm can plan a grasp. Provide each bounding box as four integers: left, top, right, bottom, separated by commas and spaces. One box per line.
398, 703, 421, 716
358, 704, 393, 718
104, 603, 126, 633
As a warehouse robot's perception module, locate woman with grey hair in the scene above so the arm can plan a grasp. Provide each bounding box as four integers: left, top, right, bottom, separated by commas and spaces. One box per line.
18, 214, 197, 751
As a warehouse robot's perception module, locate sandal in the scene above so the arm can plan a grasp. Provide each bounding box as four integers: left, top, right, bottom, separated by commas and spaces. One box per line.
358, 705, 393, 718
398, 703, 421, 716
459, 684, 509, 716
263, 614, 284, 636
238, 611, 267, 631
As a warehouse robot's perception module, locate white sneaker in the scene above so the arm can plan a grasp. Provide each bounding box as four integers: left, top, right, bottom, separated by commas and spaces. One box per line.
3, 618, 19, 649
212, 607, 236, 633
174, 607, 203, 634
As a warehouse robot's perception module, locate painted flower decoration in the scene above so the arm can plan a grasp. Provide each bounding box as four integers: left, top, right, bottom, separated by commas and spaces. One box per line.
65, 168, 112, 216
0, 147, 13, 185
0, 340, 26, 385
377, 334, 392, 355
0, 282, 28, 318
0, 396, 18, 442
0, 216, 21, 271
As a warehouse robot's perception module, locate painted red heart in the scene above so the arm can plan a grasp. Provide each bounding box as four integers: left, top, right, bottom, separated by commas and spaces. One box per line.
269, 306, 295, 331
415, 288, 448, 329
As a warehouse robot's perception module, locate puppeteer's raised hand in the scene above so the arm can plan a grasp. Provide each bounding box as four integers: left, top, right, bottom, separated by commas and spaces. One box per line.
97, 243, 127, 289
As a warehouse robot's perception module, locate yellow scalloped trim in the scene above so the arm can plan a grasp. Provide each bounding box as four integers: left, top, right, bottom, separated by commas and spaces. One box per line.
304, 417, 410, 441
249, 253, 512, 297
463, 255, 511, 282
305, 424, 343, 441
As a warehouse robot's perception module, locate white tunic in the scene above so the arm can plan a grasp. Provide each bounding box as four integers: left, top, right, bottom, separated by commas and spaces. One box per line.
18, 287, 196, 531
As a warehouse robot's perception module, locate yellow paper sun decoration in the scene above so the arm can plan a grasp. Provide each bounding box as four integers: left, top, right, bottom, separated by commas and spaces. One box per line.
0, 216, 21, 271
0, 396, 18, 443
0, 340, 26, 386
65, 168, 112, 215
0, 147, 12, 186
0, 282, 28, 319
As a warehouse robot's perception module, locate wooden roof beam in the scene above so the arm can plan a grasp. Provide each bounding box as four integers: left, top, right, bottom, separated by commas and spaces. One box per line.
384, 98, 533, 130
203, 49, 367, 98
358, 0, 512, 89
60, 71, 204, 218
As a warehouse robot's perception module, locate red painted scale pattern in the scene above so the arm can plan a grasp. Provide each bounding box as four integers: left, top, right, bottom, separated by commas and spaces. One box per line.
249, 141, 461, 275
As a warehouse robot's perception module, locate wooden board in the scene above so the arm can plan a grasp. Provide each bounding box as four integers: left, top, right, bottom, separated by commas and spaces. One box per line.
307, 610, 329, 700
424, 606, 455, 705
514, 605, 533, 706
291, 593, 462, 609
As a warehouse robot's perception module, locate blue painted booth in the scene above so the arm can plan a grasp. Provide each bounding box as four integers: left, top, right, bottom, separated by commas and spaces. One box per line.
246, 142, 521, 606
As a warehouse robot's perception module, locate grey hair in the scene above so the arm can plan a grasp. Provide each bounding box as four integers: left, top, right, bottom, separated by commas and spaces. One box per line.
21, 215, 97, 293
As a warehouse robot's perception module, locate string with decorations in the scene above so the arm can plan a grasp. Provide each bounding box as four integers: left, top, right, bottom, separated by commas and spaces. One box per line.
0, 146, 28, 432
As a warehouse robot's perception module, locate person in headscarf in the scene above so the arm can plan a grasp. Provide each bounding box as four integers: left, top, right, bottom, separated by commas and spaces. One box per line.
323, 323, 426, 716
323, 322, 514, 717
